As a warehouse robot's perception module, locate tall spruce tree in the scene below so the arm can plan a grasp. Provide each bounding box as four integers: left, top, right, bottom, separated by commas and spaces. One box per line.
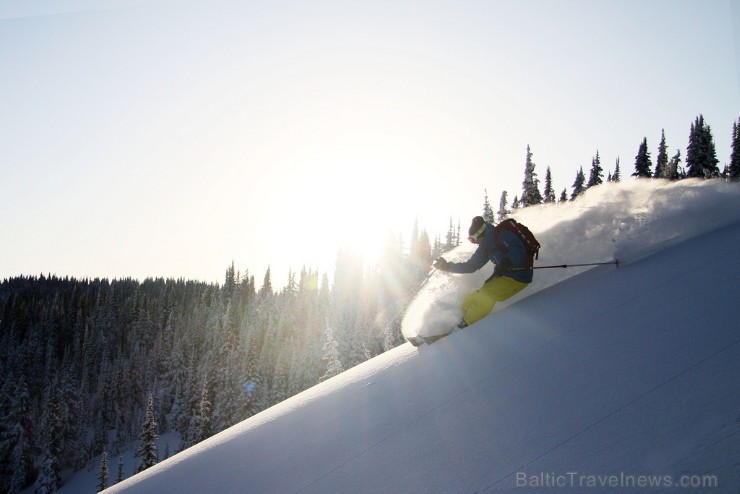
571, 167, 585, 200
185, 381, 211, 448
729, 117, 740, 180
612, 157, 621, 182
97, 451, 109, 493
259, 267, 273, 298
320, 323, 344, 381
520, 145, 543, 207
686, 114, 719, 178
34, 387, 63, 494
497, 191, 509, 222
654, 129, 668, 178
543, 167, 556, 203
632, 138, 652, 178
665, 150, 682, 180
587, 151, 603, 188
482, 190, 495, 223
136, 393, 158, 473
4, 379, 33, 494
445, 219, 456, 250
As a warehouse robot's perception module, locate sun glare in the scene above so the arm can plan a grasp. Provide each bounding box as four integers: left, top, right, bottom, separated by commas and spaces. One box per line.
284, 149, 429, 269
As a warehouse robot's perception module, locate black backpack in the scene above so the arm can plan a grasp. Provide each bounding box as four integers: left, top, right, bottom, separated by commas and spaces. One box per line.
494, 219, 541, 268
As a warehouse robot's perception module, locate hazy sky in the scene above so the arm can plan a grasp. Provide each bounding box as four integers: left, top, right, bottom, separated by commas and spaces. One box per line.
1, 0, 739, 285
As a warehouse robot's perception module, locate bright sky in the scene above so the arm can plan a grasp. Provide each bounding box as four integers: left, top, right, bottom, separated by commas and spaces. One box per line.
1, 0, 739, 286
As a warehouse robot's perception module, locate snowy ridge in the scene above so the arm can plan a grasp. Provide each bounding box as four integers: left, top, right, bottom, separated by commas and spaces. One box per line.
104, 180, 740, 494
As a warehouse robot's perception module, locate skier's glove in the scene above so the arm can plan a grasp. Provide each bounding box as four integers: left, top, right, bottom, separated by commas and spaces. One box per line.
433, 257, 449, 271
493, 257, 513, 277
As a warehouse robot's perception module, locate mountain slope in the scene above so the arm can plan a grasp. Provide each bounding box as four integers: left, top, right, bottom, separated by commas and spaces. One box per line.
106, 214, 740, 493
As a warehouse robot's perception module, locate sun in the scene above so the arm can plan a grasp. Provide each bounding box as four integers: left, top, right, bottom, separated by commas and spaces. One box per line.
283, 149, 429, 269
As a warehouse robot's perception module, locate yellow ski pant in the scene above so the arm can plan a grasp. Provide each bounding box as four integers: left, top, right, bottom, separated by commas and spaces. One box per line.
461, 276, 528, 325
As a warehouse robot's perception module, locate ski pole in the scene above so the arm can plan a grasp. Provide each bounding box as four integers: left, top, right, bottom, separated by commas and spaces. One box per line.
417, 267, 437, 290
515, 259, 619, 271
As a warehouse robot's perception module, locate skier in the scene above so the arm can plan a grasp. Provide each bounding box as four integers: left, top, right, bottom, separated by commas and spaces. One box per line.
433, 216, 533, 329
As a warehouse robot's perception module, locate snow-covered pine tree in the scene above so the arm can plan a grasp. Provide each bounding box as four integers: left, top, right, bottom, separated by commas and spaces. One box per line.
320, 322, 344, 382
587, 151, 603, 188
497, 191, 509, 222
728, 117, 740, 180
117, 456, 124, 483
96, 451, 109, 493
559, 189, 568, 203
654, 129, 668, 178
686, 114, 719, 178
665, 150, 682, 180
34, 446, 60, 494
34, 386, 64, 494
445, 219, 455, 251
520, 145, 543, 207
543, 167, 556, 203
259, 267, 274, 299
136, 393, 158, 473
570, 167, 585, 200
185, 380, 211, 447
632, 137, 652, 178
4, 378, 34, 494
482, 189, 495, 223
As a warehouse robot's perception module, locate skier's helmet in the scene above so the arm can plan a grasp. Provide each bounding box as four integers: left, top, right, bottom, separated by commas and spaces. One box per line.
468, 216, 486, 244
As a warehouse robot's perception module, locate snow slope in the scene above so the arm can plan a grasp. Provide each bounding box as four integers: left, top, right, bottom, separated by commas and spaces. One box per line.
103, 180, 740, 494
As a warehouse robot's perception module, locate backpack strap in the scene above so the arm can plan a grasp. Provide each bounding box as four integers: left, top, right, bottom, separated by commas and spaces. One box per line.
493, 219, 514, 254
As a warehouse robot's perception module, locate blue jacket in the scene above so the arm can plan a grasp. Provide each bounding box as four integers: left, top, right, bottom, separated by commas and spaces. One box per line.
446, 223, 534, 284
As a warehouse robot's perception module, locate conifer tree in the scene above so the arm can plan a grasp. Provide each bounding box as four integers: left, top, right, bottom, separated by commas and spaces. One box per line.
482, 190, 495, 223
543, 167, 556, 203
5, 379, 33, 494
587, 151, 603, 188
665, 150, 682, 180
445, 219, 456, 251
34, 387, 63, 494
570, 167, 585, 200
186, 381, 211, 447
559, 189, 568, 203
729, 118, 740, 180
259, 267, 273, 298
654, 129, 668, 178
497, 191, 509, 222
117, 456, 125, 483
520, 145, 543, 207
320, 323, 344, 381
97, 451, 109, 493
612, 157, 621, 182
136, 393, 158, 473
686, 114, 719, 178
632, 138, 652, 178
34, 446, 60, 494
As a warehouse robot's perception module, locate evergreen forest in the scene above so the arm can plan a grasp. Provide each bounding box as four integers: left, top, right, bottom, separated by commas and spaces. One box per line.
1, 114, 739, 493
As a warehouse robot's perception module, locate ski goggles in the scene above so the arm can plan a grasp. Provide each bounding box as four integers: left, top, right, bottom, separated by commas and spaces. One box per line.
468, 223, 486, 243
